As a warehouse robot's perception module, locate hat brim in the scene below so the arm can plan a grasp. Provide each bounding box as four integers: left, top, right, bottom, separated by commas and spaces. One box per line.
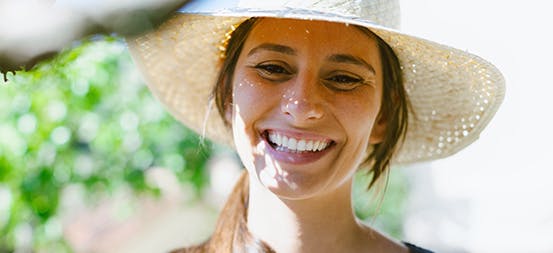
127, 9, 505, 165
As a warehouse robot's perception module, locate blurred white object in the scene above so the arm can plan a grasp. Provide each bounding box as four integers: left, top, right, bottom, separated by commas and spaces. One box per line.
0, 0, 187, 73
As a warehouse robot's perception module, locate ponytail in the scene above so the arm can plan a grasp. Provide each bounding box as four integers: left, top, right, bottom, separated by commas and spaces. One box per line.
171, 171, 275, 253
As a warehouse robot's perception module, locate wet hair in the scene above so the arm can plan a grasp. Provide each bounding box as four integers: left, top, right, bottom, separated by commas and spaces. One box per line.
172, 17, 409, 253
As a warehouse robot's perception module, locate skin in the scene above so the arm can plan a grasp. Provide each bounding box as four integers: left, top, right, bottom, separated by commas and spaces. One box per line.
228, 18, 407, 253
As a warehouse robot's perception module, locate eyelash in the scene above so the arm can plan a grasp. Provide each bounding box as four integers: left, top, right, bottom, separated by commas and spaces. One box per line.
326, 75, 361, 83
253, 63, 368, 91
323, 73, 368, 91
255, 63, 291, 75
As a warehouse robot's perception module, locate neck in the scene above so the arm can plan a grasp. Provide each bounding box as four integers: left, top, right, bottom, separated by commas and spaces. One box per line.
246, 173, 369, 253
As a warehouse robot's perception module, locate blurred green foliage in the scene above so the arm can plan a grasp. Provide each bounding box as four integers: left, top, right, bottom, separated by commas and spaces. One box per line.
0, 37, 213, 252
353, 169, 408, 238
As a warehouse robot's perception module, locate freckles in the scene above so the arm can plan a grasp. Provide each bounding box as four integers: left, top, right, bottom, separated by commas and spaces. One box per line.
335, 96, 378, 142
337, 97, 375, 118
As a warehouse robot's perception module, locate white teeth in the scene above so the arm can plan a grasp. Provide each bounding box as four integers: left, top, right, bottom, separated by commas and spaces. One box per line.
288, 138, 297, 150
317, 142, 325, 151
297, 140, 306, 151
313, 141, 321, 151
267, 132, 330, 152
314, 141, 325, 151
306, 140, 314, 151
275, 134, 282, 146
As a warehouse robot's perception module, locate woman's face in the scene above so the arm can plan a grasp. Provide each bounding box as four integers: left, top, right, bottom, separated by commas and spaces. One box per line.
230, 18, 385, 199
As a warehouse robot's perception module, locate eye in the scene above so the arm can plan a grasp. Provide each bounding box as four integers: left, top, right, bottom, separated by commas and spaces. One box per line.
251, 61, 294, 82
323, 73, 368, 91
327, 75, 362, 84
255, 63, 290, 75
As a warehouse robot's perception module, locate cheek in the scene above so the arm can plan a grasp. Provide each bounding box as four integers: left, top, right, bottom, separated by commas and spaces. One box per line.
336, 93, 381, 138
336, 97, 381, 171
230, 77, 261, 169
231, 73, 282, 179
231, 72, 278, 142
232, 74, 271, 121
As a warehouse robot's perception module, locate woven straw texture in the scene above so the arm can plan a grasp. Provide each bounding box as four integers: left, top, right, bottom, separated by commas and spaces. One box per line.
127, 0, 505, 165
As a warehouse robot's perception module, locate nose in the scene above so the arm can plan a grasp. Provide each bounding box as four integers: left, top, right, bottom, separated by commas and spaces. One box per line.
280, 79, 324, 123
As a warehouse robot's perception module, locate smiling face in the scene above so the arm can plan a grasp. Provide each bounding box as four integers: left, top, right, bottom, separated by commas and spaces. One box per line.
229, 18, 385, 199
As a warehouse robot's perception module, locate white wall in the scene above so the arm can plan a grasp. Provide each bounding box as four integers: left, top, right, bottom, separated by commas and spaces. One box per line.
400, 1, 553, 252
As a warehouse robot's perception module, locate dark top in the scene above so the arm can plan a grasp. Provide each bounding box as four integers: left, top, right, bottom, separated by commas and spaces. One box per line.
404, 242, 434, 253
171, 241, 434, 253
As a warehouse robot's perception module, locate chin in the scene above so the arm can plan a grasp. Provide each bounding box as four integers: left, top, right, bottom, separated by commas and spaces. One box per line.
255, 165, 330, 200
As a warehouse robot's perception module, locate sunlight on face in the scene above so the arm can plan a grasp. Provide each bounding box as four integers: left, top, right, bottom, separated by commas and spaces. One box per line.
234, 104, 298, 190
230, 18, 384, 199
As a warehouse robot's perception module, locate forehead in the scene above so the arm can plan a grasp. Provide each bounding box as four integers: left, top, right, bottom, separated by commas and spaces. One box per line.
244, 18, 379, 56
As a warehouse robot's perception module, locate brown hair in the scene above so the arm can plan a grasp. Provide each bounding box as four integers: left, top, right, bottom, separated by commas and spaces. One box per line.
173, 17, 409, 253
170, 171, 274, 253
356, 25, 409, 189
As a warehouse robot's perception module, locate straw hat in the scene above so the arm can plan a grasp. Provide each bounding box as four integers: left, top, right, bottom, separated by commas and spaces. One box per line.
127, 0, 505, 164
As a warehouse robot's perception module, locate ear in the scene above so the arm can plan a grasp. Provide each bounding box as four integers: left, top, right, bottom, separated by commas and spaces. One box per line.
369, 112, 387, 144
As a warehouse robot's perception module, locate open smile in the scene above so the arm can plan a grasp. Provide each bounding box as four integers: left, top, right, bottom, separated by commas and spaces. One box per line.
262, 130, 335, 164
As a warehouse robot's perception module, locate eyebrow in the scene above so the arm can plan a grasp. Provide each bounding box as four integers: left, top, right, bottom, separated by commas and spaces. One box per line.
327, 54, 376, 75
247, 43, 296, 56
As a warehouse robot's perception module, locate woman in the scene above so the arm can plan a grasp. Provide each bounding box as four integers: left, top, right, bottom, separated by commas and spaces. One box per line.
128, 1, 504, 252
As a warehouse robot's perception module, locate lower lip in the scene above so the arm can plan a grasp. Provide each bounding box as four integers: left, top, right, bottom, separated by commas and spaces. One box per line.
263, 137, 333, 165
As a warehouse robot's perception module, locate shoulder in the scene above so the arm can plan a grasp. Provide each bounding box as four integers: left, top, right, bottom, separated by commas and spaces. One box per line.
358, 225, 409, 253
403, 242, 434, 253
358, 224, 434, 253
